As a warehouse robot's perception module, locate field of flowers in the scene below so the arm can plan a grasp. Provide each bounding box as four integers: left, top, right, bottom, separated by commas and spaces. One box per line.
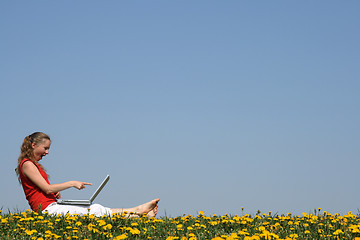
1, 209, 360, 239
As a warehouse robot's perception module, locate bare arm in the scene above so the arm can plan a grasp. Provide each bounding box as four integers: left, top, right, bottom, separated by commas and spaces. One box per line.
22, 161, 92, 194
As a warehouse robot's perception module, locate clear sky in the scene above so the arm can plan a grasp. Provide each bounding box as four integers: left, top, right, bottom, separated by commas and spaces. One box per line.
1, 1, 359, 217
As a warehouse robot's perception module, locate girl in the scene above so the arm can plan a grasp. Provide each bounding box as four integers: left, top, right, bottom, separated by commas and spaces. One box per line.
16, 132, 159, 217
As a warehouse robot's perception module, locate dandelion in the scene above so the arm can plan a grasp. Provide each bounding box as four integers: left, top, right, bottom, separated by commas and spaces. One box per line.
115, 234, 128, 239
333, 229, 344, 235
25, 229, 37, 235
127, 227, 140, 235
75, 221, 82, 226
97, 219, 106, 226
103, 224, 112, 230
210, 221, 218, 226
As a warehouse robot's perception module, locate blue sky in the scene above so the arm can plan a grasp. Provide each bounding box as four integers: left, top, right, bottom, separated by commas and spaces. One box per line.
1, 1, 359, 217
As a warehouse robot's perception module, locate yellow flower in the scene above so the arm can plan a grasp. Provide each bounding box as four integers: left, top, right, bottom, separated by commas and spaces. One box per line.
258, 226, 266, 231
103, 224, 113, 230
230, 233, 238, 238
25, 229, 37, 235
97, 219, 106, 226
75, 221, 82, 226
87, 223, 96, 231
333, 229, 344, 235
238, 230, 249, 235
129, 227, 141, 235
115, 234, 128, 239
166, 237, 179, 240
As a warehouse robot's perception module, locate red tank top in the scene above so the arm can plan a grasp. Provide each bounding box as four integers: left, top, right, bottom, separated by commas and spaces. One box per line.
19, 159, 57, 212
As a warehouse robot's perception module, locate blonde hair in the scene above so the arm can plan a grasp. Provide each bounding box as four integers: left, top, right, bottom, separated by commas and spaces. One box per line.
15, 132, 51, 183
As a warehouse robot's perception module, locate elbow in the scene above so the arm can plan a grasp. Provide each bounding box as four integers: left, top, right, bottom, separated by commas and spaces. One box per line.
44, 190, 53, 195
44, 190, 52, 194
44, 187, 55, 195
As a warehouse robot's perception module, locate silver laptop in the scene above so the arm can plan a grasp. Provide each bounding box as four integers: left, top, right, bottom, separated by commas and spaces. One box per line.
57, 175, 110, 205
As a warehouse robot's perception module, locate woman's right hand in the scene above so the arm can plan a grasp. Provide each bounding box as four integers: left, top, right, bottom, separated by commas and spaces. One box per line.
72, 181, 92, 190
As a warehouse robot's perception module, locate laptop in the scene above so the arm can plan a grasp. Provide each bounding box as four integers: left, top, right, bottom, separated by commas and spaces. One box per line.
57, 175, 110, 205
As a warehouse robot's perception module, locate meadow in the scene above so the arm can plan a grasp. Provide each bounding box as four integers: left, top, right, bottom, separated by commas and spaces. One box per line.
1, 209, 360, 239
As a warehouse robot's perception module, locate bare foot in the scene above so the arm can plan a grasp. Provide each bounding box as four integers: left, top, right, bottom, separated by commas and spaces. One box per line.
147, 205, 158, 218
134, 198, 160, 215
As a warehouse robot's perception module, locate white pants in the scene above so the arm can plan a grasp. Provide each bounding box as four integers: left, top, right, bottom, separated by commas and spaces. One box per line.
43, 202, 112, 217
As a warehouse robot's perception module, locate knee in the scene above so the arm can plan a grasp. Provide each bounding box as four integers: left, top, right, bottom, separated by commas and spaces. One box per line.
90, 204, 111, 217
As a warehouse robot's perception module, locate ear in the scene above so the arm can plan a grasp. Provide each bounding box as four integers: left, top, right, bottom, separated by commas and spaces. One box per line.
31, 142, 36, 149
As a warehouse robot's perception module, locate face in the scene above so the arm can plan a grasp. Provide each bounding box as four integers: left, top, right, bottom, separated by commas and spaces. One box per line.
32, 139, 51, 161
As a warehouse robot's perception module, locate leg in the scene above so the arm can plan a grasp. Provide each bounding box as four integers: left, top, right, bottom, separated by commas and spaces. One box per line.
111, 198, 160, 217
43, 203, 111, 217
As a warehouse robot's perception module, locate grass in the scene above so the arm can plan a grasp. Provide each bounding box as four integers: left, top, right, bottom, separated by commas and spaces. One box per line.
1, 209, 360, 239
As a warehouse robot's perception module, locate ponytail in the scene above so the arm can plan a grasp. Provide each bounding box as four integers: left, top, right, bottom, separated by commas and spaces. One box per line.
15, 132, 50, 183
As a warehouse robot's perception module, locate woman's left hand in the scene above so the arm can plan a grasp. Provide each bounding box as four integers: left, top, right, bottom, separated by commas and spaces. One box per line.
55, 192, 61, 199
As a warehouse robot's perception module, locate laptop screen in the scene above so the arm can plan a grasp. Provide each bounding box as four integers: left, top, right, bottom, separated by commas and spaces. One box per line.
89, 175, 110, 202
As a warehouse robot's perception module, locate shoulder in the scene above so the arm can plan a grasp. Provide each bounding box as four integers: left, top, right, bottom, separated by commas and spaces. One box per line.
21, 160, 38, 171
21, 160, 42, 178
